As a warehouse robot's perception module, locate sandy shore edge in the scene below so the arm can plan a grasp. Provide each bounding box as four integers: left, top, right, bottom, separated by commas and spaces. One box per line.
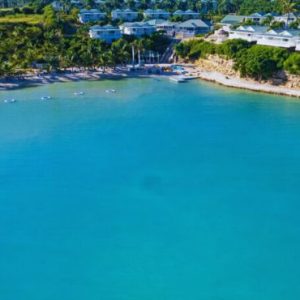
1, 65, 300, 99
0, 69, 167, 91
182, 64, 300, 99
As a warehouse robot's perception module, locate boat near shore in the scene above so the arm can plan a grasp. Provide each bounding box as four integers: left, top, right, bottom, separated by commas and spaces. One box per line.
169, 76, 187, 83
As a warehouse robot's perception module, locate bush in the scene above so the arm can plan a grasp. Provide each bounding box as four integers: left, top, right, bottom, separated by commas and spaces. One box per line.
217, 39, 251, 59
188, 40, 215, 60
234, 45, 288, 80
175, 40, 215, 60
284, 53, 300, 75
175, 41, 193, 58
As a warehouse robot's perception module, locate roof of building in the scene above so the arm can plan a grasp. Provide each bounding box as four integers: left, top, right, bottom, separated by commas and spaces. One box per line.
157, 20, 178, 27
80, 9, 105, 14
178, 19, 210, 28
90, 25, 119, 30
264, 12, 279, 17
121, 22, 155, 28
235, 25, 268, 33
186, 9, 197, 14
220, 15, 246, 24
174, 9, 199, 15
144, 9, 170, 14
249, 12, 265, 18
112, 8, 137, 13
146, 19, 166, 26
265, 29, 300, 37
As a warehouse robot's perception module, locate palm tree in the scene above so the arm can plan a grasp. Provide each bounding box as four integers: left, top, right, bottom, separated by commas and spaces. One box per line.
280, 0, 297, 27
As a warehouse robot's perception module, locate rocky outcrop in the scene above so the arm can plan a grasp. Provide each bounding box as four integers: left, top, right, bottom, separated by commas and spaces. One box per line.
196, 55, 238, 76
195, 54, 300, 91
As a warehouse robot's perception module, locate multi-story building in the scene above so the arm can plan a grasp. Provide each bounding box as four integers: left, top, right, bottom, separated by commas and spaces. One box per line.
111, 9, 138, 21
89, 25, 122, 43
120, 22, 156, 37
143, 9, 170, 20
78, 9, 106, 24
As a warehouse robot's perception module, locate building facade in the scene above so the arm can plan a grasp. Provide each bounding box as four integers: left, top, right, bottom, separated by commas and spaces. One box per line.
229, 25, 300, 50
143, 9, 170, 20
78, 9, 106, 23
120, 22, 156, 37
176, 19, 211, 37
228, 25, 269, 42
89, 25, 122, 43
111, 9, 138, 21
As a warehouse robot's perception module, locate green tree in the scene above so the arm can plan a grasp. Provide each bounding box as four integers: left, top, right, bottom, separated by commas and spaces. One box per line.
284, 53, 300, 75
278, 0, 297, 26
234, 45, 289, 80
217, 39, 251, 59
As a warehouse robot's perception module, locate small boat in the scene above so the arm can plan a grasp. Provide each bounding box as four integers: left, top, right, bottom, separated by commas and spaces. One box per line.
41, 96, 52, 101
74, 91, 84, 96
4, 98, 16, 103
105, 89, 117, 94
169, 76, 187, 83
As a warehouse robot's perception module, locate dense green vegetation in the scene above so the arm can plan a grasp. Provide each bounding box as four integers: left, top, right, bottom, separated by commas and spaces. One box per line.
175, 39, 299, 80
0, 5, 170, 76
284, 52, 300, 75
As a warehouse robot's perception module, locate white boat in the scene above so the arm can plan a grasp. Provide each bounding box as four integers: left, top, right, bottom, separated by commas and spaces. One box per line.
74, 91, 84, 96
105, 89, 117, 94
41, 96, 52, 100
169, 76, 187, 83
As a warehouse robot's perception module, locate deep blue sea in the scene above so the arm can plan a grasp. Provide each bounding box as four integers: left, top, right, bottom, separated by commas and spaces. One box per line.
1, 78, 300, 300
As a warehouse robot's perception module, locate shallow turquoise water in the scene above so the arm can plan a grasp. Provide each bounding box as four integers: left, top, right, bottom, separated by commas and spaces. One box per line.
1, 79, 300, 300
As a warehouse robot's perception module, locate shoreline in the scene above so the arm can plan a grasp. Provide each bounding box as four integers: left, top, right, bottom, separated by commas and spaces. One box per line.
0, 67, 174, 91
199, 72, 300, 99
182, 65, 300, 99
1, 65, 300, 99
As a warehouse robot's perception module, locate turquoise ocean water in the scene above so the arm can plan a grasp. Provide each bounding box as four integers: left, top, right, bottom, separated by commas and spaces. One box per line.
1, 78, 300, 299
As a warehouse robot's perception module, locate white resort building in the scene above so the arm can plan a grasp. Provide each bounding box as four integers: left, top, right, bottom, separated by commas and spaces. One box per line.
245, 12, 267, 24
143, 9, 170, 20
228, 25, 269, 42
111, 9, 138, 21
120, 22, 156, 37
257, 29, 300, 49
78, 9, 106, 23
89, 25, 122, 43
156, 21, 178, 36
228, 25, 300, 51
219, 14, 247, 31
274, 13, 299, 26
176, 19, 211, 37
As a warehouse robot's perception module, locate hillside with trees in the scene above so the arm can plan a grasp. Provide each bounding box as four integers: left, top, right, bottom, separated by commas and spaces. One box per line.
0, 5, 170, 76
175, 39, 300, 80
